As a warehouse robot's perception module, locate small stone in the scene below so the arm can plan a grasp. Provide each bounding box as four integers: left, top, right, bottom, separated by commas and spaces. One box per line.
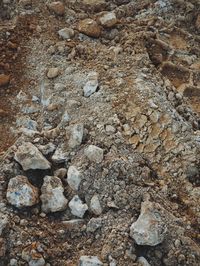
130, 200, 167, 246
54, 168, 67, 179
68, 123, 84, 149
83, 72, 99, 97
62, 219, 85, 230
87, 217, 102, 232
69, 195, 88, 218
78, 256, 103, 266
0, 213, 8, 236
58, 28, 74, 39
99, 12, 117, 28
84, 145, 103, 163
10, 258, 18, 266
52, 145, 69, 164
0, 74, 10, 87
138, 257, 151, 266
48, 1, 65, 16
14, 142, 51, 171
6, 175, 39, 208
105, 125, 115, 133
40, 176, 68, 213
37, 143, 56, 155
90, 195, 102, 215
67, 166, 82, 190
195, 14, 200, 31
47, 68, 59, 79
0, 238, 6, 257
22, 244, 45, 266
78, 19, 101, 38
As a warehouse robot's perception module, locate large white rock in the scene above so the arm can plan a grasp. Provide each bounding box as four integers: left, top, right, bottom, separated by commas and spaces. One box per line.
84, 145, 103, 163
67, 166, 82, 190
68, 124, 84, 149
6, 175, 39, 208
83, 72, 99, 97
99, 12, 117, 28
40, 176, 68, 213
69, 195, 88, 218
79, 256, 103, 266
14, 142, 51, 171
130, 200, 167, 246
90, 195, 102, 215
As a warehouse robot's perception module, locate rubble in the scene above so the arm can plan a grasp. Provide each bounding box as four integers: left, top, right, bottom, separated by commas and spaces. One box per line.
69, 195, 88, 218
67, 165, 82, 190
84, 145, 104, 163
90, 195, 102, 215
99, 12, 117, 28
78, 256, 103, 266
78, 19, 101, 37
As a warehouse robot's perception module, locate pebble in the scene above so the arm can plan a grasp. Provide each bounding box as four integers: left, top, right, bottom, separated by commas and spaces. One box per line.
84, 145, 104, 163
58, 27, 74, 40
68, 123, 84, 149
99, 12, 117, 28
6, 175, 39, 208
67, 165, 82, 190
10, 259, 18, 266
78, 256, 103, 266
83, 71, 99, 97
14, 142, 51, 171
87, 217, 102, 233
138, 257, 151, 266
40, 176, 68, 213
69, 195, 88, 218
78, 18, 101, 37
48, 1, 65, 16
47, 67, 60, 79
54, 168, 67, 179
0, 213, 8, 236
22, 244, 45, 266
52, 145, 69, 164
0, 74, 10, 87
90, 195, 102, 215
130, 200, 167, 246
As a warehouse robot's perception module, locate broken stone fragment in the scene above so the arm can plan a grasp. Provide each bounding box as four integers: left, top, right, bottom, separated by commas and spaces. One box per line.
84, 145, 104, 163
14, 142, 51, 171
48, 1, 65, 16
6, 175, 39, 208
78, 256, 103, 266
138, 256, 151, 266
0, 213, 9, 236
87, 217, 102, 233
40, 176, 68, 213
67, 165, 82, 190
90, 195, 102, 215
69, 195, 88, 218
68, 123, 84, 149
130, 200, 167, 246
47, 67, 60, 79
78, 19, 101, 38
0, 74, 10, 87
21, 243, 45, 266
83, 71, 99, 97
58, 27, 74, 40
99, 12, 117, 28
52, 145, 69, 164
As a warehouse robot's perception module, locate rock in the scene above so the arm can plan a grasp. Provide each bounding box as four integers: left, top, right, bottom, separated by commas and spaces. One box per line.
22, 244, 45, 266
40, 176, 68, 213
69, 195, 88, 218
105, 125, 116, 133
0, 74, 10, 87
83, 72, 99, 97
62, 219, 85, 230
195, 14, 200, 31
90, 195, 102, 215
87, 217, 102, 232
99, 12, 117, 28
48, 1, 65, 16
84, 145, 104, 163
58, 28, 74, 40
78, 256, 103, 266
0, 238, 6, 257
68, 123, 84, 149
0, 213, 8, 236
83, 0, 105, 4
138, 257, 151, 266
10, 259, 18, 266
14, 142, 51, 171
52, 145, 69, 164
54, 168, 67, 179
6, 175, 39, 208
47, 68, 59, 79
67, 165, 82, 190
130, 200, 167, 246
37, 143, 56, 155
78, 19, 101, 38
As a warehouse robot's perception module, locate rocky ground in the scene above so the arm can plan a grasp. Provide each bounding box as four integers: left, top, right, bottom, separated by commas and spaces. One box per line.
0, 0, 200, 265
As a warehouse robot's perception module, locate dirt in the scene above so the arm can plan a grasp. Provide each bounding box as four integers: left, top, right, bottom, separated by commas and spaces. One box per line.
0, 0, 200, 266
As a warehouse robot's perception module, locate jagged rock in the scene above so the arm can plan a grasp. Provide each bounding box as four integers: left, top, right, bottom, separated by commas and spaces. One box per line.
99, 12, 117, 28
68, 124, 84, 149
78, 256, 103, 266
67, 165, 82, 190
52, 145, 69, 163
6, 175, 39, 208
90, 195, 102, 215
130, 200, 167, 246
14, 142, 51, 171
78, 19, 101, 37
69, 195, 88, 218
37, 143, 56, 155
48, 1, 65, 16
62, 219, 85, 230
84, 145, 104, 163
40, 176, 68, 213
0, 213, 8, 236
58, 28, 74, 39
83, 72, 99, 97
87, 217, 102, 232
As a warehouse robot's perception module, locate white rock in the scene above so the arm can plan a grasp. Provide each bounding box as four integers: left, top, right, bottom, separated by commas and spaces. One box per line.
47, 67, 59, 79
84, 145, 103, 163
14, 142, 51, 171
0, 213, 8, 236
29, 258, 45, 266
40, 176, 68, 213
83, 72, 99, 97
68, 123, 84, 149
130, 200, 167, 246
69, 195, 88, 218
79, 256, 103, 266
37, 143, 56, 155
138, 257, 151, 266
99, 12, 117, 28
10, 259, 18, 266
52, 145, 69, 163
90, 195, 102, 215
6, 175, 39, 208
67, 166, 82, 190
87, 217, 102, 233
58, 28, 74, 39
